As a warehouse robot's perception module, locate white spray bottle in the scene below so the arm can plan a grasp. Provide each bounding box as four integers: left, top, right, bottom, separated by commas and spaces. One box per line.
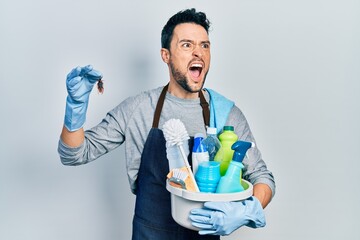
192, 133, 209, 175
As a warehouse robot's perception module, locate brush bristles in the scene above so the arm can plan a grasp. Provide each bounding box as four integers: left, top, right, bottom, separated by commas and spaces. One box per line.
163, 119, 190, 146
172, 168, 188, 180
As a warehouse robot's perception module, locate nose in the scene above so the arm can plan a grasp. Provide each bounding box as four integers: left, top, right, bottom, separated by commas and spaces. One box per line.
192, 45, 203, 58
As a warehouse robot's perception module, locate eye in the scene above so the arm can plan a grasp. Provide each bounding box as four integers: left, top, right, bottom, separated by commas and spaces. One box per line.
182, 42, 192, 49
202, 43, 210, 49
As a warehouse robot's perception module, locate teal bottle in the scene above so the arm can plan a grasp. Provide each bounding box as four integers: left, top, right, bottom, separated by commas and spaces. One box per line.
216, 140, 254, 193
195, 161, 221, 193
214, 126, 238, 176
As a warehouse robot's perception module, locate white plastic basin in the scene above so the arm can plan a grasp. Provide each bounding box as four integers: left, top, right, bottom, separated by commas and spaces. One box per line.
166, 179, 253, 230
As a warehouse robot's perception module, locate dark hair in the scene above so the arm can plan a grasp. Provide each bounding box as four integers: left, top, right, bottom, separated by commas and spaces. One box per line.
161, 8, 211, 50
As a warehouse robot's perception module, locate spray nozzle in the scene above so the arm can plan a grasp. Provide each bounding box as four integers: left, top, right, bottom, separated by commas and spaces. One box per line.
231, 140, 255, 163
193, 133, 207, 153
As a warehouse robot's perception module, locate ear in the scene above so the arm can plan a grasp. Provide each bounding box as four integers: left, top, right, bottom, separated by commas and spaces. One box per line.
161, 48, 170, 63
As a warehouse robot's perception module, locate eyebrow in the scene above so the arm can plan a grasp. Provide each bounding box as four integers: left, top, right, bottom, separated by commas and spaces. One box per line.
179, 39, 211, 45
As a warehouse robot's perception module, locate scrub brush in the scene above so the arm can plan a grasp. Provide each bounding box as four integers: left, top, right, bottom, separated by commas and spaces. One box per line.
168, 168, 188, 189
163, 119, 200, 192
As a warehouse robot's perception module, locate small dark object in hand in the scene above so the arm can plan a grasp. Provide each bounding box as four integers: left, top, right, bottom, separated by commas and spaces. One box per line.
97, 79, 104, 94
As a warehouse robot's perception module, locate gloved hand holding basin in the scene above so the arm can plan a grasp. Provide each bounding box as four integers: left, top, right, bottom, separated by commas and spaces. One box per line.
189, 196, 266, 235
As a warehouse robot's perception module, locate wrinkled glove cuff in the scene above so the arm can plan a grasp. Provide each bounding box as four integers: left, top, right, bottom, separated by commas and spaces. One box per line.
244, 197, 266, 229
64, 96, 88, 132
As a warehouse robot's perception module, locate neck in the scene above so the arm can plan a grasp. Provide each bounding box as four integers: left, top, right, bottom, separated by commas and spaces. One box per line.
167, 82, 201, 99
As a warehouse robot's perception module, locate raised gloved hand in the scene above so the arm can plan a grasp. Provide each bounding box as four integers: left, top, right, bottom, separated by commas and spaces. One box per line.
189, 197, 266, 236
64, 65, 102, 131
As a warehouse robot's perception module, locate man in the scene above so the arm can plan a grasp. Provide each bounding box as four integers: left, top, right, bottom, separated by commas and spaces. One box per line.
58, 8, 275, 240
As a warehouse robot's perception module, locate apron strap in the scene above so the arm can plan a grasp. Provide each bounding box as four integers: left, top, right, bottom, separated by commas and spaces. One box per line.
199, 89, 210, 127
152, 84, 169, 128
152, 83, 210, 128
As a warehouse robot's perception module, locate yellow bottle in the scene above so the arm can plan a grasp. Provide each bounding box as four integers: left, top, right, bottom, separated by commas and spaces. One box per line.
214, 126, 238, 176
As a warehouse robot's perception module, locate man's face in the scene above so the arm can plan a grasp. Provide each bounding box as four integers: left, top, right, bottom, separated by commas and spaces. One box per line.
167, 23, 211, 93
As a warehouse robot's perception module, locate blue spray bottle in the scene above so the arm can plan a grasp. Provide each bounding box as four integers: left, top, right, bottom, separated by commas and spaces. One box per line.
215, 140, 254, 193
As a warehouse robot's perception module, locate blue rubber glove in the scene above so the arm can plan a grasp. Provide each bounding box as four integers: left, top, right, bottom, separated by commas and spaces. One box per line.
189, 197, 266, 236
64, 65, 102, 131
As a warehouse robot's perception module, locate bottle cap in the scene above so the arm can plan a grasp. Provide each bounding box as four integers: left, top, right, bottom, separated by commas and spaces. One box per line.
194, 133, 205, 139
206, 127, 217, 135
223, 126, 234, 131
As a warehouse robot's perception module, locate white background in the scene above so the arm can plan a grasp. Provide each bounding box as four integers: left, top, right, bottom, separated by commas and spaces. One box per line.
1, 0, 359, 239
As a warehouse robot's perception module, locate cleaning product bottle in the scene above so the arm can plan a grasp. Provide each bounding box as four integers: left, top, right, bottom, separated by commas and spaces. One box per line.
195, 161, 221, 193
192, 133, 209, 175
216, 140, 254, 193
201, 127, 222, 161
214, 126, 238, 176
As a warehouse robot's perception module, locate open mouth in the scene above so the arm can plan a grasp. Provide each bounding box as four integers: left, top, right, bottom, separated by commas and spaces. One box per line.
189, 63, 203, 79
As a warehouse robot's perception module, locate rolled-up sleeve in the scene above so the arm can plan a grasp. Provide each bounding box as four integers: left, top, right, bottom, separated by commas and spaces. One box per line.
58, 139, 87, 166
243, 147, 276, 198
57, 109, 126, 166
